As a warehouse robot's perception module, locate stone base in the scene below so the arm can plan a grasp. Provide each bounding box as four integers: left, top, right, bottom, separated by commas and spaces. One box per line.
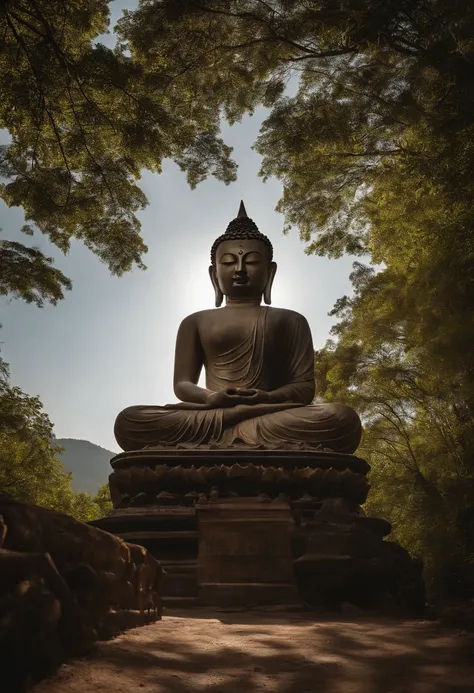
91, 506, 198, 601
198, 583, 300, 607
111, 448, 370, 472
196, 497, 300, 607
108, 448, 371, 510
91, 447, 424, 612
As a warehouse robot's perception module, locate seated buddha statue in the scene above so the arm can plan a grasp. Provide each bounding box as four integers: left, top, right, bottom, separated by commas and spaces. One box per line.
114, 203, 362, 454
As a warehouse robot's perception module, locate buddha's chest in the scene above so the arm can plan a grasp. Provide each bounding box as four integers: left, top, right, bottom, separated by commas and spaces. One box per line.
199, 308, 274, 356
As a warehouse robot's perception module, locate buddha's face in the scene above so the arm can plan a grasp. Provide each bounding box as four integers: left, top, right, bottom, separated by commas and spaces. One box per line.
213, 239, 275, 300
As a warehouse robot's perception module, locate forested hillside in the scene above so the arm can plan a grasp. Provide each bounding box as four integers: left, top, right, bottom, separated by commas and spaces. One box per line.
0, 351, 112, 521
56, 438, 115, 494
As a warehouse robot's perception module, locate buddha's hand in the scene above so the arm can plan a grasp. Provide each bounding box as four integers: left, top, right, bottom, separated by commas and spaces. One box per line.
205, 388, 244, 408
163, 390, 240, 410
234, 388, 271, 405
165, 389, 272, 410
205, 388, 271, 408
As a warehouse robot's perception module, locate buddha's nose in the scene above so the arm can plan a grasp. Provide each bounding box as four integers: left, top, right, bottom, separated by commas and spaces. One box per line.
235, 258, 246, 274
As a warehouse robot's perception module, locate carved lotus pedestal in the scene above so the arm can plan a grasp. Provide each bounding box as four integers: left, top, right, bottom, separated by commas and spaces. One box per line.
91, 447, 424, 611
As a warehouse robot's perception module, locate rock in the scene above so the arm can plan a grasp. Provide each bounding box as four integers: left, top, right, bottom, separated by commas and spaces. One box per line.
1, 495, 129, 572
183, 491, 199, 506
0, 514, 7, 547
117, 494, 131, 508
0, 495, 163, 691
129, 492, 154, 506
155, 491, 180, 505
293, 497, 424, 612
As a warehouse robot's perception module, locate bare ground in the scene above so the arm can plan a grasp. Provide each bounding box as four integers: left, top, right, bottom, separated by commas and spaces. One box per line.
35, 609, 474, 693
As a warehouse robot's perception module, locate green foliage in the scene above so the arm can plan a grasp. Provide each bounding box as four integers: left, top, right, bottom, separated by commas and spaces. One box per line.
0, 352, 54, 441
0, 351, 110, 523
0, 0, 237, 304
118, 2, 474, 388
67, 487, 112, 523
0, 238, 72, 306
0, 428, 71, 509
93, 482, 113, 517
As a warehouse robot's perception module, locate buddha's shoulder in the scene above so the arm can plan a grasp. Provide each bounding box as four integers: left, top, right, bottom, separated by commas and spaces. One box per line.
178, 309, 219, 327
267, 306, 309, 325
178, 307, 309, 327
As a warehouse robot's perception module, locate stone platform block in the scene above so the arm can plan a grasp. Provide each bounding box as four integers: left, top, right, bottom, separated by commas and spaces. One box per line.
196, 497, 300, 607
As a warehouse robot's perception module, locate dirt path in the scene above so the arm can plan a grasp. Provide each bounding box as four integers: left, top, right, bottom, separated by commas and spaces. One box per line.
35, 609, 474, 693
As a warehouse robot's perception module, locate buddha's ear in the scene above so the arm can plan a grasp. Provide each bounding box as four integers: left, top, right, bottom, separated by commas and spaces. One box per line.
209, 265, 224, 307
263, 262, 277, 305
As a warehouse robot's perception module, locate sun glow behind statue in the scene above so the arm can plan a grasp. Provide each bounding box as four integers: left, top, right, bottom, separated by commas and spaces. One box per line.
181, 250, 218, 314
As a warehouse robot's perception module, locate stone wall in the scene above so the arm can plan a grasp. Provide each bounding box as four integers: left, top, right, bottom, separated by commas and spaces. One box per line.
0, 494, 163, 692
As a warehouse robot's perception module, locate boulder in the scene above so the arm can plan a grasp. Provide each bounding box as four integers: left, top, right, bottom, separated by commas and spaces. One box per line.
0, 494, 163, 690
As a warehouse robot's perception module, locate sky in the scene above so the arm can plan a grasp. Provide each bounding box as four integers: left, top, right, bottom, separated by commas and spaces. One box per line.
0, 2, 355, 453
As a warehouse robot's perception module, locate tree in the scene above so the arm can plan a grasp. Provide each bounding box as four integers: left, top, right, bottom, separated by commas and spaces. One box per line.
0, 349, 54, 442
0, 0, 237, 305
93, 482, 113, 517
313, 327, 474, 597
67, 488, 110, 523
0, 428, 72, 508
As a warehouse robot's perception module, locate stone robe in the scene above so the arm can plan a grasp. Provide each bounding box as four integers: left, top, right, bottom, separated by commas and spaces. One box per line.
114, 307, 362, 453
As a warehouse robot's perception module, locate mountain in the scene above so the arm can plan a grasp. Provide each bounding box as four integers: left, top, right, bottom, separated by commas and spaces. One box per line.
55, 438, 115, 494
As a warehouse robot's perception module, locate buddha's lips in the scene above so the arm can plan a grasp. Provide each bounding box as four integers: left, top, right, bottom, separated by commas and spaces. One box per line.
232, 276, 249, 284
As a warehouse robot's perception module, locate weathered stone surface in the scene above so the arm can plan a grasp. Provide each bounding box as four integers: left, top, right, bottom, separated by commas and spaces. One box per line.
97, 449, 424, 612
1, 496, 129, 571
0, 495, 163, 691
196, 497, 300, 607
0, 547, 96, 693
110, 448, 370, 474
109, 457, 370, 508
91, 506, 199, 606
293, 499, 424, 612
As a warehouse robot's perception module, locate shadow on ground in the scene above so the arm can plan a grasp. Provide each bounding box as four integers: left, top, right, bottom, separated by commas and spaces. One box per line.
35, 610, 474, 693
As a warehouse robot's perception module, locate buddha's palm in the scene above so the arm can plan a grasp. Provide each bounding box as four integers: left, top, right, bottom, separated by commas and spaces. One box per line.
164, 387, 301, 411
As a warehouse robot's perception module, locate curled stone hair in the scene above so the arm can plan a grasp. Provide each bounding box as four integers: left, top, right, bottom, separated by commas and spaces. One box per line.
210, 201, 273, 265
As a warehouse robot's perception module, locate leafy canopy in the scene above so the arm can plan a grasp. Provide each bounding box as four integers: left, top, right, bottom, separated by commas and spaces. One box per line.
0, 0, 237, 305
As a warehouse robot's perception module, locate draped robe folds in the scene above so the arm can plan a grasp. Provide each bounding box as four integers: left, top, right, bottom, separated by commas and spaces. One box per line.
114, 307, 362, 453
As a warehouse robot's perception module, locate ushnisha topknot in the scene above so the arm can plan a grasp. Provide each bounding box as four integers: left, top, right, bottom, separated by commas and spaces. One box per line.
210, 201, 273, 265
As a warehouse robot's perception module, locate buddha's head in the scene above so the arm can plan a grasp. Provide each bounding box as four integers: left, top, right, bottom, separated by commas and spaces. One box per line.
209, 202, 277, 307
